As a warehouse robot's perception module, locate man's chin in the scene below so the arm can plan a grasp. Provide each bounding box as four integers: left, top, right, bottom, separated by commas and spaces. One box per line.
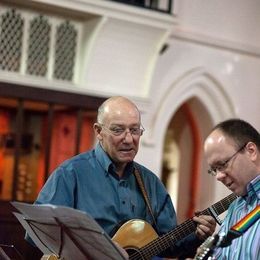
120, 158, 134, 163
118, 151, 136, 161
118, 155, 135, 163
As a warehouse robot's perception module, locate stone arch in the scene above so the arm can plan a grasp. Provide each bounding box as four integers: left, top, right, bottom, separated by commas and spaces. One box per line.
141, 67, 237, 214
143, 67, 236, 148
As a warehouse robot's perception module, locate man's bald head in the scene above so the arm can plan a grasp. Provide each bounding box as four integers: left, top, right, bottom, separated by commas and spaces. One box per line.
97, 96, 140, 125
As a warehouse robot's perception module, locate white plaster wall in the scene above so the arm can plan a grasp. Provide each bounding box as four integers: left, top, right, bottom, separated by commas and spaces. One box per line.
174, 0, 260, 47
135, 0, 260, 206
83, 17, 168, 97
149, 39, 260, 126
136, 37, 260, 196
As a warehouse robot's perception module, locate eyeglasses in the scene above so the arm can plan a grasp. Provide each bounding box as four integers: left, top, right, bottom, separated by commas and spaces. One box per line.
100, 124, 145, 137
208, 143, 247, 176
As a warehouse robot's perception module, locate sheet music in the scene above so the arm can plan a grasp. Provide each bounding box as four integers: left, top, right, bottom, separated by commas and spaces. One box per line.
12, 202, 127, 260
13, 212, 53, 255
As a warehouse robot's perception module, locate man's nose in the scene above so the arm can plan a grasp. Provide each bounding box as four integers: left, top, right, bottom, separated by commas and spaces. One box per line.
216, 170, 226, 181
123, 130, 134, 142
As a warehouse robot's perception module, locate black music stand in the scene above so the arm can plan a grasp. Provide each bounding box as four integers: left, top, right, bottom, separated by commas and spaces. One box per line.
11, 202, 127, 260
0, 244, 24, 260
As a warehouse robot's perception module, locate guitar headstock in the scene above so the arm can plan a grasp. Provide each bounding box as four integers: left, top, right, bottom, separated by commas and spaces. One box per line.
194, 234, 219, 260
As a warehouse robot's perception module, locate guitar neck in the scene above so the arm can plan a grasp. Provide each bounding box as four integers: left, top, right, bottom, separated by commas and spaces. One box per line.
132, 193, 237, 259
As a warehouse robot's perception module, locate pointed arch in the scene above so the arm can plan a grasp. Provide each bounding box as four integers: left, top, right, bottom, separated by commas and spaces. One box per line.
141, 67, 236, 202
143, 67, 236, 148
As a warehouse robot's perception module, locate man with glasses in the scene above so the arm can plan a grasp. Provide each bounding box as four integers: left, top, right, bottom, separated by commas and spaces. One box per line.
35, 96, 216, 258
204, 118, 260, 259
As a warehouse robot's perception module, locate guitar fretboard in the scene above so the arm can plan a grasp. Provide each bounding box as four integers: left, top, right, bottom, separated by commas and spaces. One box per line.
129, 193, 237, 260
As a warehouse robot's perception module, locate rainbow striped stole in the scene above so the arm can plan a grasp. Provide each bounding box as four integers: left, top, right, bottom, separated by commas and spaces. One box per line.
231, 205, 260, 234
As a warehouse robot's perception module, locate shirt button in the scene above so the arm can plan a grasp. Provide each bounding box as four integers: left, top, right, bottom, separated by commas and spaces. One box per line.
122, 201, 126, 204
119, 181, 126, 187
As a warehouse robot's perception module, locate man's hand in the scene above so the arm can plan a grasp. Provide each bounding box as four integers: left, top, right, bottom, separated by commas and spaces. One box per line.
193, 213, 216, 240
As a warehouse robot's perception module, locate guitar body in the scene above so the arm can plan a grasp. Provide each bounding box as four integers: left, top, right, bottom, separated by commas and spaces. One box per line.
112, 193, 236, 259
112, 219, 158, 250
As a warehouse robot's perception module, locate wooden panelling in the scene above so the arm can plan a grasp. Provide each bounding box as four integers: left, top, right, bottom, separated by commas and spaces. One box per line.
0, 82, 106, 109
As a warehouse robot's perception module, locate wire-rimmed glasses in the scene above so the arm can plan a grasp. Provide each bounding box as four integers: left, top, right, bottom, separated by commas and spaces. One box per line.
99, 124, 145, 137
208, 143, 247, 176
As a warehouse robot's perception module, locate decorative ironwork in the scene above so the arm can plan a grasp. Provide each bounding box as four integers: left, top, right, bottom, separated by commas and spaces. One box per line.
26, 15, 50, 76
54, 21, 77, 81
0, 9, 23, 72
107, 0, 173, 14
0, 6, 79, 82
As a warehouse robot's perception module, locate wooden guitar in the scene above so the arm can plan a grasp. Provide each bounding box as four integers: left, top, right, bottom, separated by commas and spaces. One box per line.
112, 193, 237, 260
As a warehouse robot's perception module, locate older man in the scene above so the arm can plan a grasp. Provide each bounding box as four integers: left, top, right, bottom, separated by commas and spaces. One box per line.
35, 96, 216, 258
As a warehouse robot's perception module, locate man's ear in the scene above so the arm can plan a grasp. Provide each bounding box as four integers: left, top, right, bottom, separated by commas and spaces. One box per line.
246, 142, 257, 161
93, 123, 103, 141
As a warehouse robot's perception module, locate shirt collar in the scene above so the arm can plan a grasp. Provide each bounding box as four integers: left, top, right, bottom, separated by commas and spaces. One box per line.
94, 142, 134, 177
95, 143, 112, 175
246, 174, 260, 201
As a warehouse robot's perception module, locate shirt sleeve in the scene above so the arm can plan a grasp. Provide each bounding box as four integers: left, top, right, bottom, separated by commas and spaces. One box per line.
35, 165, 76, 207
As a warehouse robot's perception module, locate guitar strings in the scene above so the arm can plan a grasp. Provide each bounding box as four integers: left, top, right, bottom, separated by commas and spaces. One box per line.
129, 194, 236, 260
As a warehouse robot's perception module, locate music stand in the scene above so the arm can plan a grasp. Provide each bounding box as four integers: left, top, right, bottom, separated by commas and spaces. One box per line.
11, 202, 127, 260
0, 244, 23, 260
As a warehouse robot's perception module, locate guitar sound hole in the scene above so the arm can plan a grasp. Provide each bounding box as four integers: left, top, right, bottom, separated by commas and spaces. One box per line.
126, 248, 146, 260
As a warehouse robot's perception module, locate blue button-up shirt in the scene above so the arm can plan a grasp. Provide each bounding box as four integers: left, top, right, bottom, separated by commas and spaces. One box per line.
35, 143, 200, 257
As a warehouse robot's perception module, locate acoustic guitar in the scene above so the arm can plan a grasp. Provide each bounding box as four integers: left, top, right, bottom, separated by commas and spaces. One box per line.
112, 193, 237, 260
